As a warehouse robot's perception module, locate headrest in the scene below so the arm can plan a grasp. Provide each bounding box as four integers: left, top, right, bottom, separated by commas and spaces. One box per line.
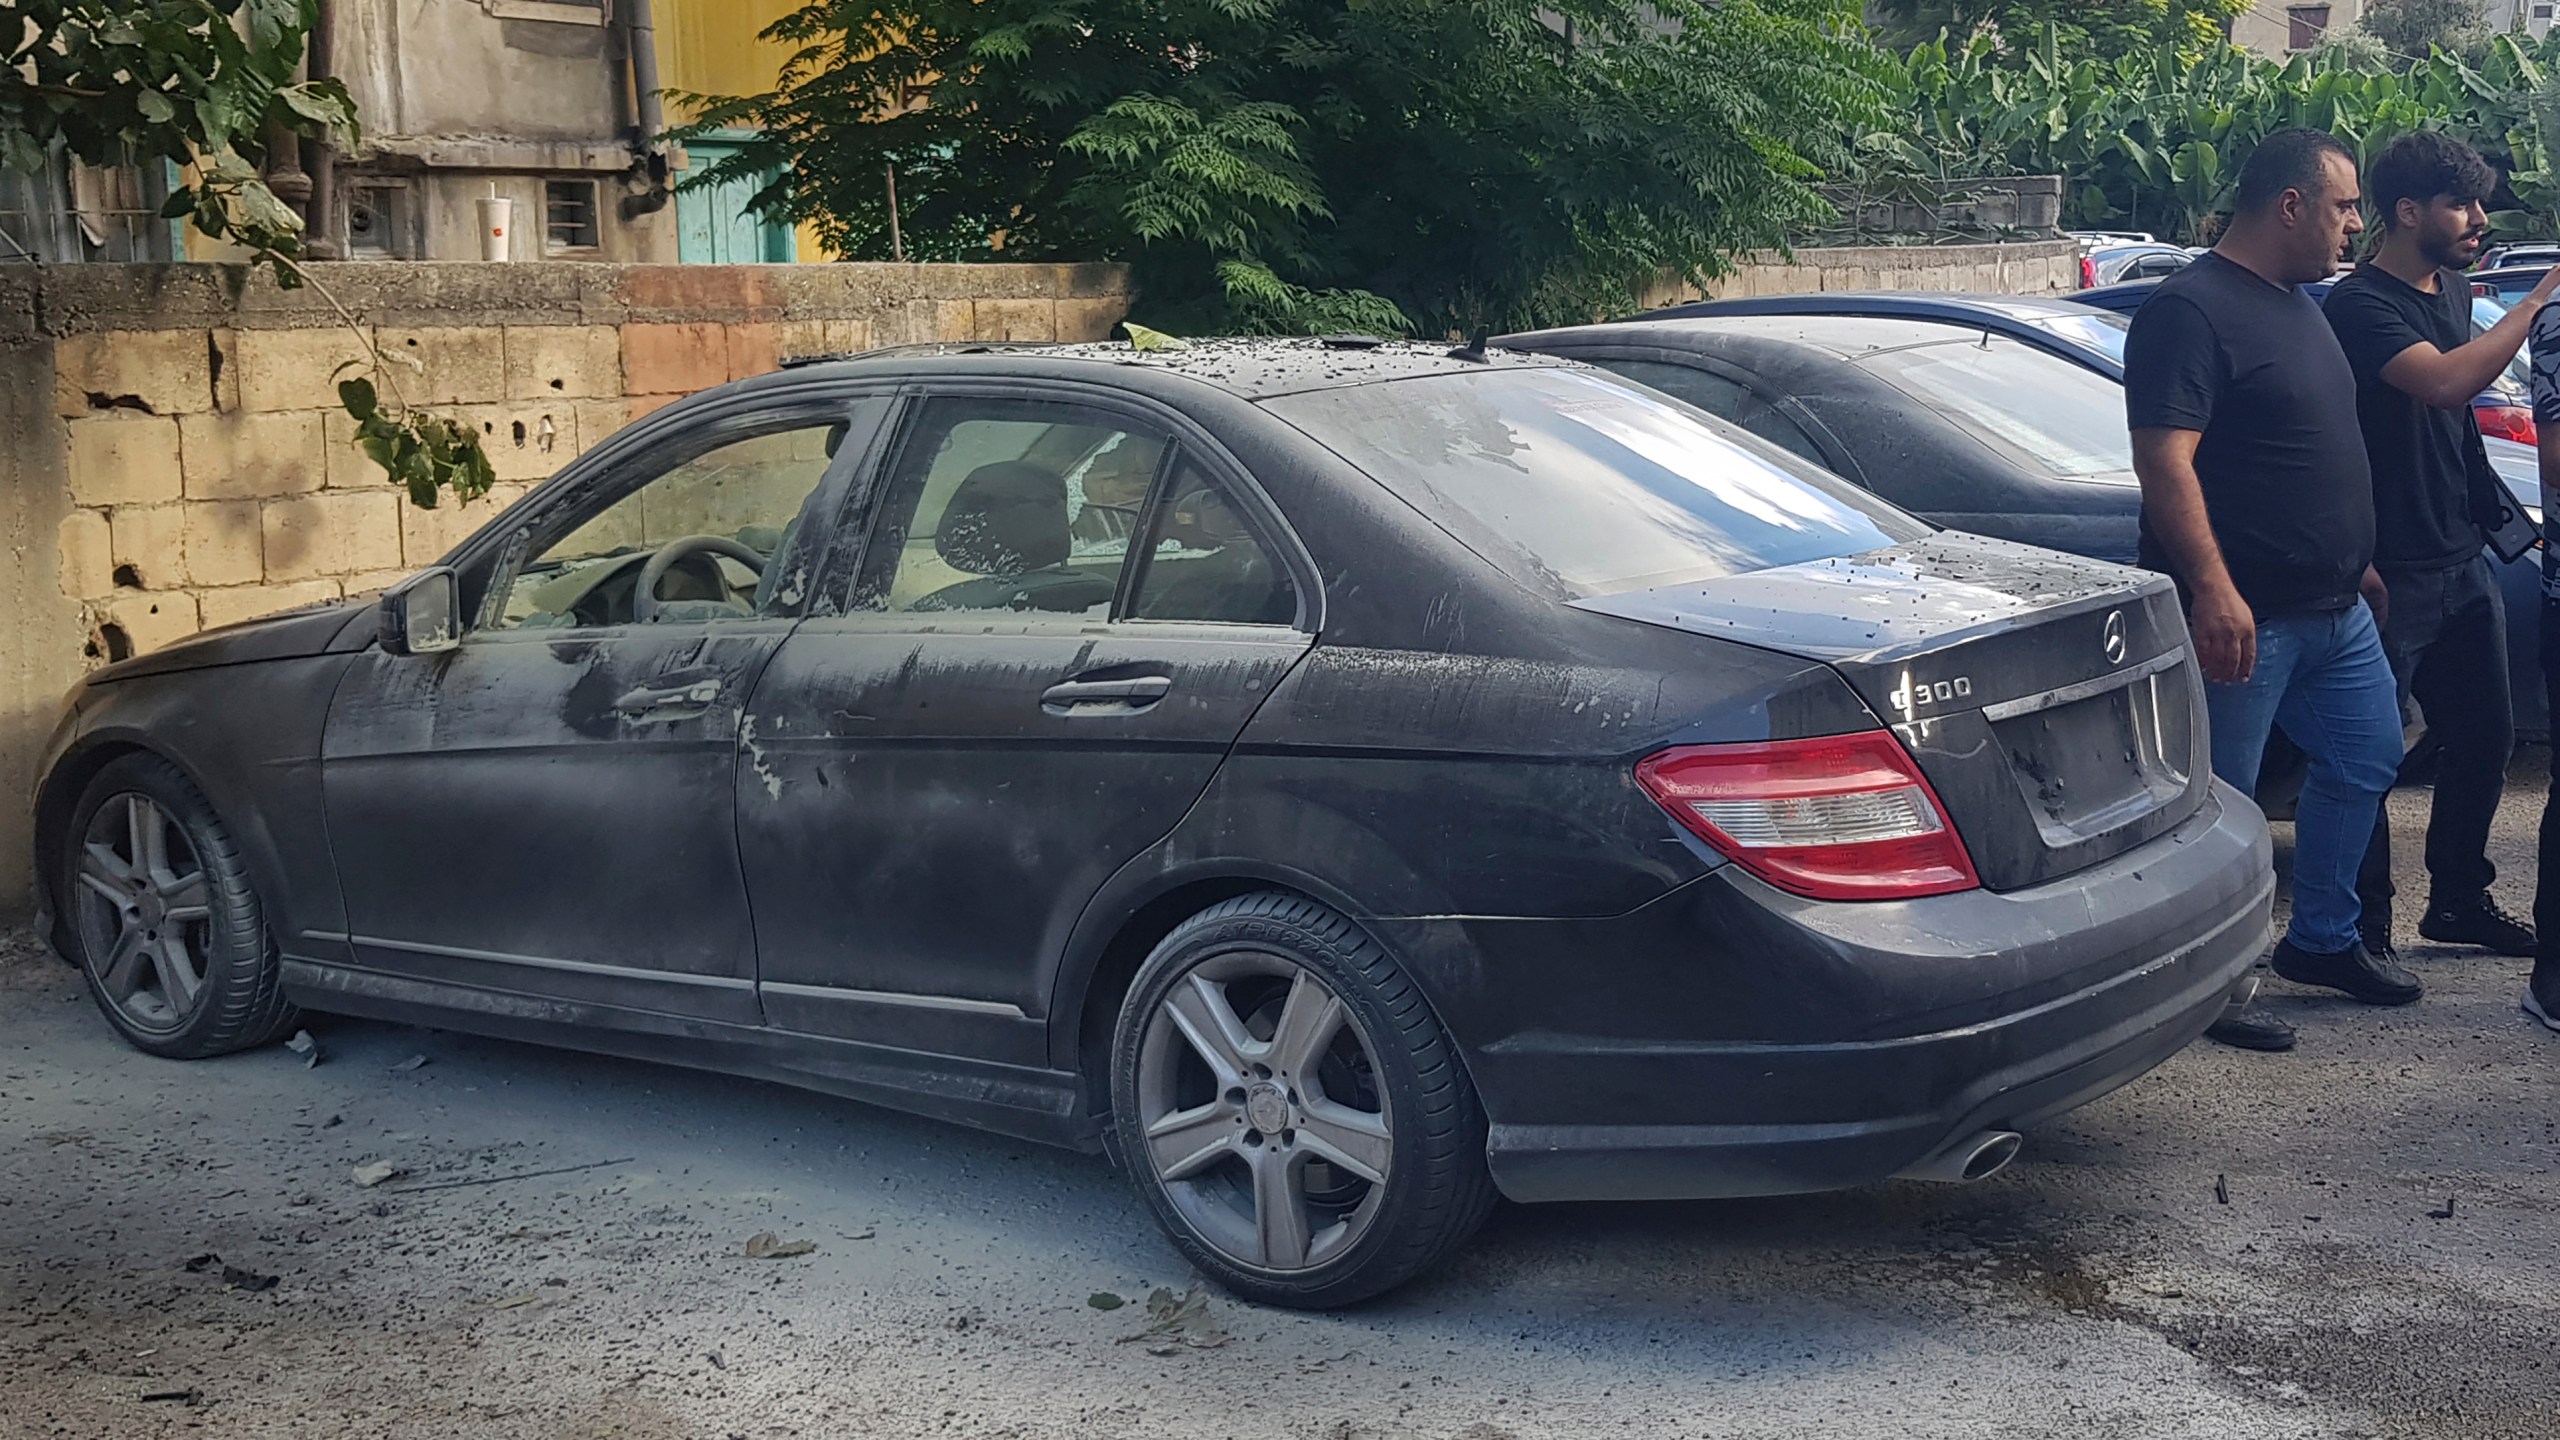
1166, 484, 1256, 548
936, 461, 1069, 575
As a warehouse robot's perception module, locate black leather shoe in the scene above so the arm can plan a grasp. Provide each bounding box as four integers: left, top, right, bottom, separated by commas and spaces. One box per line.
2419, 894, 2537, 956
2205, 1001, 2297, 1051
2272, 937, 2423, 1006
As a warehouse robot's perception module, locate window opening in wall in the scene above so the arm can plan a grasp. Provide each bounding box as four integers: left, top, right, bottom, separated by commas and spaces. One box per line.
545, 180, 600, 253
0, 145, 177, 262
344, 182, 417, 259
2286, 4, 2331, 50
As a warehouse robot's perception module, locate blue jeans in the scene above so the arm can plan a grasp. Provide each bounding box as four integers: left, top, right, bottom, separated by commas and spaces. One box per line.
2204, 600, 2404, 954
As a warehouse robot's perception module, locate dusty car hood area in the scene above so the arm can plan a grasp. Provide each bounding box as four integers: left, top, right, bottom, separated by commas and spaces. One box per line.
6, 770, 2557, 1440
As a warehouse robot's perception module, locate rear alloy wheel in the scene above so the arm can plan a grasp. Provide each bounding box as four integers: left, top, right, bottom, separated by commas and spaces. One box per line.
62, 754, 297, 1059
1109, 893, 1494, 1308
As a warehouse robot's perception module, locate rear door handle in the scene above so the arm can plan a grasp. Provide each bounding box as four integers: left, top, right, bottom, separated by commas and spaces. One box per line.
1040, 675, 1171, 716
615, 678, 722, 721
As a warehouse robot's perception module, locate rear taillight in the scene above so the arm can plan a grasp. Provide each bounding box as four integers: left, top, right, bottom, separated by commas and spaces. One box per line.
1635, 732, 1980, 901
2079, 256, 2097, 289
2477, 402, 2538, 445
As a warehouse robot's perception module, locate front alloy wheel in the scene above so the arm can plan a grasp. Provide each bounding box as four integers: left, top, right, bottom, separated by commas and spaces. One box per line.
1110, 893, 1494, 1309
73, 792, 215, 1035
62, 754, 297, 1059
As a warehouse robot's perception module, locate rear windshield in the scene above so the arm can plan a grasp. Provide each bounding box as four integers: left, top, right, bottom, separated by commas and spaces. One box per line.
1263, 366, 1923, 598
1854, 336, 2135, 482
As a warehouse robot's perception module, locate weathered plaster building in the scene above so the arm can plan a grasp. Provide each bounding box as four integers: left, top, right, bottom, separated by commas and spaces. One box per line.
3, 0, 819, 268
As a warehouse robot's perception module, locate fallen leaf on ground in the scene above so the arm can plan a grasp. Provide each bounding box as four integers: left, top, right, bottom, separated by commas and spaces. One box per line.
36, 1131, 90, 1146
1088, 1292, 1126, 1311
1115, 1284, 1231, 1351
351, 1161, 403, 1188
489, 1291, 545, 1310
744, 1232, 817, 1260
221, 1265, 278, 1293
389, 1054, 429, 1072
139, 1389, 198, 1404
285, 1031, 321, 1067
181, 1253, 220, 1273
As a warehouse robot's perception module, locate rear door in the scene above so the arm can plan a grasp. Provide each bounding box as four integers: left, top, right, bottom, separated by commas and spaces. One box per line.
735, 386, 1317, 1064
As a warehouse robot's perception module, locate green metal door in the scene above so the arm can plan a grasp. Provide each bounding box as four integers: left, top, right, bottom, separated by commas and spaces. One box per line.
679, 134, 797, 264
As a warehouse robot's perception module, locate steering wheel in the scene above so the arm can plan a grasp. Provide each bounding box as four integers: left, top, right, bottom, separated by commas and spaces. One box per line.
632, 534, 765, 623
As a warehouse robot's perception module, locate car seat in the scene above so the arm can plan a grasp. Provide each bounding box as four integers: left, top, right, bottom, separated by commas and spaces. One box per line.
913, 461, 1117, 614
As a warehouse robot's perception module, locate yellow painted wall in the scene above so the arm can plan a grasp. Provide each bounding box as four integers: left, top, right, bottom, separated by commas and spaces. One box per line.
655, 0, 832, 260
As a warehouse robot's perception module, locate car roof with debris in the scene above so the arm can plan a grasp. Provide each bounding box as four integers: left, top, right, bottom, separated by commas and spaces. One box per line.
772, 336, 1564, 400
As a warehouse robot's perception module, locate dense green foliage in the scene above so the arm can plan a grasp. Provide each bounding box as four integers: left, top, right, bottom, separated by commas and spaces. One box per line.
2355, 0, 2493, 63
682, 0, 1896, 335
1867, 0, 2247, 64
2, 1, 492, 508
1890, 28, 2560, 243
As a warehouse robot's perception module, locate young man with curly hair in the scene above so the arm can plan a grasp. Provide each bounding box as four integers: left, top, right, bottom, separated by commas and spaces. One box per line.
2324, 131, 2560, 978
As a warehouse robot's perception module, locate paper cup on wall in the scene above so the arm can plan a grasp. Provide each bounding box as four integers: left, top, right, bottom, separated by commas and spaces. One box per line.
478, 190, 513, 262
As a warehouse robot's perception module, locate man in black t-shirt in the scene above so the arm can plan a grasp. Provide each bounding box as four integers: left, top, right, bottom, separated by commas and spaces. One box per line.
2324, 132, 2557, 971
2127, 128, 2417, 1052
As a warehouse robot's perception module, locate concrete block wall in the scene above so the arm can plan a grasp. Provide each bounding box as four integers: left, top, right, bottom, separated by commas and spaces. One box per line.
1636, 239, 2081, 309
0, 260, 1133, 916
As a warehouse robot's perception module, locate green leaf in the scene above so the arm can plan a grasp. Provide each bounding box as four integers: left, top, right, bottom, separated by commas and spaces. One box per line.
281, 84, 354, 137
338, 377, 379, 423
136, 91, 176, 125
1123, 322, 1192, 352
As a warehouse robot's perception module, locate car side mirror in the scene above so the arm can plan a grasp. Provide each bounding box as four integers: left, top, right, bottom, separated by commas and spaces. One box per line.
379, 567, 461, 656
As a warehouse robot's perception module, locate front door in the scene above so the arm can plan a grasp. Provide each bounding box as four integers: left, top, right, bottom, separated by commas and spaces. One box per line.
736, 390, 1317, 1063
320, 394, 887, 1022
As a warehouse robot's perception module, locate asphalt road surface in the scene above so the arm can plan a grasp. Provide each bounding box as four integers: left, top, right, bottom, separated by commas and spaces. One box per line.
4, 766, 2556, 1440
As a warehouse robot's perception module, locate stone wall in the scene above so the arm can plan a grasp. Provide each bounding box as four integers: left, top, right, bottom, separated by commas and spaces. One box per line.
1639, 239, 2081, 308
1815, 176, 2066, 238
0, 260, 1133, 916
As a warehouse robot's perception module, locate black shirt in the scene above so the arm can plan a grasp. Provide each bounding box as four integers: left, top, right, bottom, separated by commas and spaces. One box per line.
2126, 251, 2375, 616
2322, 263, 2486, 571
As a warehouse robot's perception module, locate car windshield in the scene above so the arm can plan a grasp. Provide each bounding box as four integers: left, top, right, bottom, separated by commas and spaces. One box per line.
2023, 309, 2130, 366
1854, 335, 2136, 482
1262, 367, 1924, 598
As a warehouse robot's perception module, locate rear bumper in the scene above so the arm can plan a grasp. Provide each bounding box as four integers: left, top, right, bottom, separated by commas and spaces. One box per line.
1380, 783, 2272, 1203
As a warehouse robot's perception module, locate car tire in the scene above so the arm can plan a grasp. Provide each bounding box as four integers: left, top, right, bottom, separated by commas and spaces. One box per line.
58, 753, 298, 1059
1107, 892, 1495, 1309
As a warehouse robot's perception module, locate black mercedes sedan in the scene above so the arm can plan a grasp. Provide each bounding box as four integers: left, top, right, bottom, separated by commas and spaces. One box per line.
30, 338, 2272, 1309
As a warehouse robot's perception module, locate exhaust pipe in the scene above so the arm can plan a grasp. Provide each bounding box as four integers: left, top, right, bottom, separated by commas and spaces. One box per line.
1895, 1129, 2023, 1184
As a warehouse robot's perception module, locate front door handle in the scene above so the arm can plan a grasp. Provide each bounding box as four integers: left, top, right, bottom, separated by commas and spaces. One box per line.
1040, 674, 1171, 716
614, 678, 722, 721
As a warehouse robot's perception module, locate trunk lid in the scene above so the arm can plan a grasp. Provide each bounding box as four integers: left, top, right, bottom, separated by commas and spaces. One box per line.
1576, 532, 2205, 892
